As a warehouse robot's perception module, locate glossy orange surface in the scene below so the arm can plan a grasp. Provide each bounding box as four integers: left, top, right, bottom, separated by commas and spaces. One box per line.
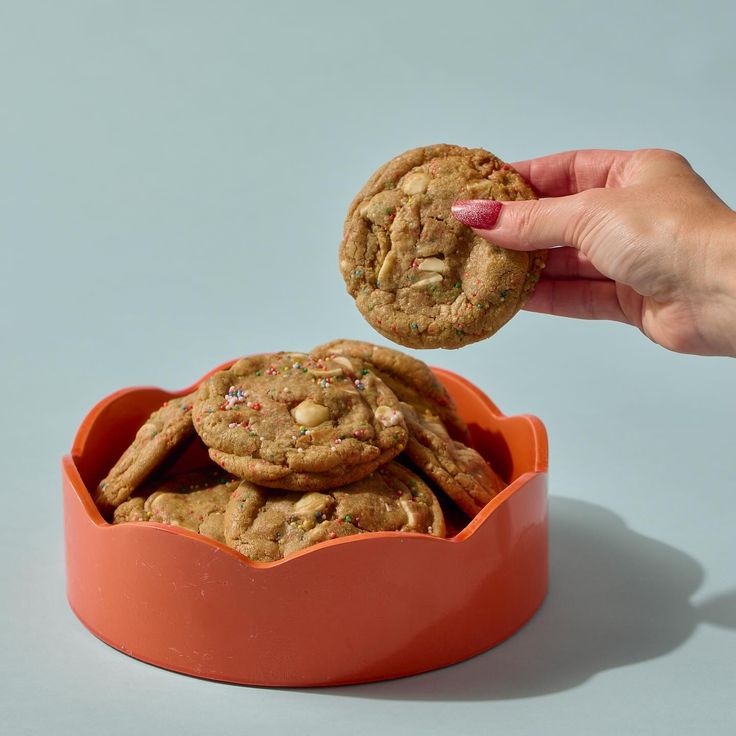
62, 365, 548, 686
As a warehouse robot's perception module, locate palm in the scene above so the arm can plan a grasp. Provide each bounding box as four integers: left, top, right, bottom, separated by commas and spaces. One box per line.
616, 285, 703, 354
507, 149, 734, 356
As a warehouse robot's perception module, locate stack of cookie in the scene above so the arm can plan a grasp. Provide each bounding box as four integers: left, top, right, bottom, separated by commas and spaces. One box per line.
94, 340, 506, 562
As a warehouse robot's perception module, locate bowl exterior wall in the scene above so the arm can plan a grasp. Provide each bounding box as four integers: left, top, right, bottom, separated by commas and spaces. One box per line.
63, 369, 548, 686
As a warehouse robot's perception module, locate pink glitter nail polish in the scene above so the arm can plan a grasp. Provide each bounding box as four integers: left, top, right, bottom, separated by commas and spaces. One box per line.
451, 200, 503, 229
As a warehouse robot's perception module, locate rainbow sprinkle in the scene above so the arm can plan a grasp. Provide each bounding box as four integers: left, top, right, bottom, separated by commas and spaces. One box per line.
223, 386, 247, 410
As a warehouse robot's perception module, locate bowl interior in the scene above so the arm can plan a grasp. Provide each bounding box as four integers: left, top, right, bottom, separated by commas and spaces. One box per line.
71, 366, 547, 539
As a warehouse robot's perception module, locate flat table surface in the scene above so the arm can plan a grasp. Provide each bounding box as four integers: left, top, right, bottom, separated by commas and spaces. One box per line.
1, 2, 734, 734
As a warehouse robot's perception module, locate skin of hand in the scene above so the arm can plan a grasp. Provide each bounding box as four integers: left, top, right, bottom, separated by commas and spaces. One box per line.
451, 149, 736, 357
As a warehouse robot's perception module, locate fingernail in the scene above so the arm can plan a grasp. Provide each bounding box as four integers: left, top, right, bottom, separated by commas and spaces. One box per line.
451, 200, 503, 229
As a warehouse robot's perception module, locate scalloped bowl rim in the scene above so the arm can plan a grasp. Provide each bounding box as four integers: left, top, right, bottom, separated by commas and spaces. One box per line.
66, 360, 548, 569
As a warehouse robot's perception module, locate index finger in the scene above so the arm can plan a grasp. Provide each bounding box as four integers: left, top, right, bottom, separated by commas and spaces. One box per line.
511, 149, 633, 197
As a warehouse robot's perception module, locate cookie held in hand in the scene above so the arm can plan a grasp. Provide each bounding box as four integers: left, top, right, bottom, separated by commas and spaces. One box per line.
340, 144, 546, 349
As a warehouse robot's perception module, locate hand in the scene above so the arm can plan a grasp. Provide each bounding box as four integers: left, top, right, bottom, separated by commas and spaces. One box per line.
451, 149, 736, 357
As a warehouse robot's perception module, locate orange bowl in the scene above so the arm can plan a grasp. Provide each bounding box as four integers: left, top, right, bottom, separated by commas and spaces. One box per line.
62, 363, 548, 686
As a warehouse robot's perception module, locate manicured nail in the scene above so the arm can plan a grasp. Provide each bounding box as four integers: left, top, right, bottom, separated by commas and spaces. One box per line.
451, 200, 503, 229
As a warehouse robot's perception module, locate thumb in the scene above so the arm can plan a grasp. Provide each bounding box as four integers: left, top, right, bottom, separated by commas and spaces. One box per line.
451, 193, 606, 251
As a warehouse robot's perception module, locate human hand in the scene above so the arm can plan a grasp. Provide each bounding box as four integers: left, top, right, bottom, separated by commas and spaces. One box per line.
451, 149, 736, 357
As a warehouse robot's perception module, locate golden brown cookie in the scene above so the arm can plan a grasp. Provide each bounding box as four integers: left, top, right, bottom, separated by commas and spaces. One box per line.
94, 390, 200, 517
112, 468, 240, 543
223, 462, 445, 562
312, 338, 470, 443
399, 402, 505, 518
192, 353, 408, 491
339, 144, 546, 349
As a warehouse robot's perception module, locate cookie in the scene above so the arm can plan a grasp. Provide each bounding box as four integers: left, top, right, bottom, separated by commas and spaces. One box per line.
399, 402, 505, 517
223, 461, 445, 562
339, 144, 546, 349
312, 338, 470, 443
94, 390, 200, 517
192, 353, 408, 491
112, 469, 240, 543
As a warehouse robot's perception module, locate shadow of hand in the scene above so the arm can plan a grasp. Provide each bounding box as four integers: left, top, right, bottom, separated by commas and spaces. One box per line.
323, 497, 732, 701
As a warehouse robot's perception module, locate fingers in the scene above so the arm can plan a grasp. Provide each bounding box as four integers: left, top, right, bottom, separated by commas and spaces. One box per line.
539, 247, 608, 281
452, 192, 612, 252
510, 149, 632, 196
523, 279, 628, 322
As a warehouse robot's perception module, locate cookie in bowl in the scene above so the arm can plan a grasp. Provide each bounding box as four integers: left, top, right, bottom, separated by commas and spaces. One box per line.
192, 352, 408, 491
223, 461, 445, 562
311, 337, 470, 443
93, 390, 200, 517
113, 468, 240, 543
398, 402, 505, 518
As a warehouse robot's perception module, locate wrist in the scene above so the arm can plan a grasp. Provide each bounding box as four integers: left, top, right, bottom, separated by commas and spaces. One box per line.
704, 210, 736, 356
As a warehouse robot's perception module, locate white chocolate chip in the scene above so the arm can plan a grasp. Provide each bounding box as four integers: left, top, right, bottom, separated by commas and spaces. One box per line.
307, 367, 344, 378
358, 201, 371, 217
400, 499, 420, 528
294, 492, 331, 517
417, 257, 446, 273
376, 249, 397, 287
293, 492, 333, 531
375, 405, 402, 427
408, 272, 443, 288
331, 356, 354, 372
401, 172, 430, 195
292, 399, 331, 427
400, 401, 447, 438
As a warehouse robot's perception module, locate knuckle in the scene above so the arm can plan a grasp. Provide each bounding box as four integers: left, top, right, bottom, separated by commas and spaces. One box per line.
638, 148, 692, 169
565, 191, 610, 247
513, 200, 543, 245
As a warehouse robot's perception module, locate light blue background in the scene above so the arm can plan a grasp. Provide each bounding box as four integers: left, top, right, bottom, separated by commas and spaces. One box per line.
1, 1, 735, 733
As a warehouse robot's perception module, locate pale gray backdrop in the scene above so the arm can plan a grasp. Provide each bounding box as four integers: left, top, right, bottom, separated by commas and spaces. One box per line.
1, 1, 734, 734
